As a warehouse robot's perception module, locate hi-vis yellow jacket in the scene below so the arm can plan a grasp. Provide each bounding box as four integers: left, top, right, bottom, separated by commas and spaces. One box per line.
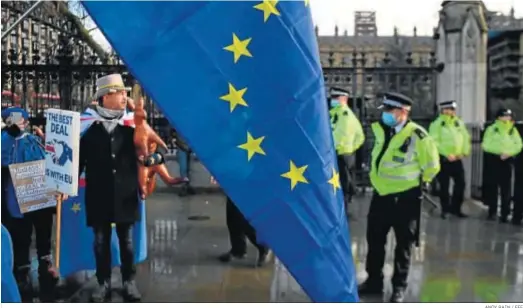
481, 120, 523, 157
370, 121, 440, 196
329, 105, 365, 155
429, 114, 471, 157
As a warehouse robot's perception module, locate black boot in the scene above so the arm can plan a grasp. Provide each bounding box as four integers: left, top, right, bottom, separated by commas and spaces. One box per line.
15, 266, 34, 303
256, 249, 271, 267
122, 280, 141, 302
218, 251, 245, 263
389, 288, 406, 303
91, 281, 111, 303
357, 280, 383, 296
37, 257, 59, 302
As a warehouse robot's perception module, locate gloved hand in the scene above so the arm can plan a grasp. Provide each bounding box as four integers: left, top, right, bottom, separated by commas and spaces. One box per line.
421, 182, 430, 193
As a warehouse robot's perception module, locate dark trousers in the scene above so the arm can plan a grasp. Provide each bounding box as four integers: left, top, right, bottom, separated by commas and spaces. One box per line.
1, 210, 54, 270
93, 223, 135, 284
483, 154, 513, 219
226, 197, 268, 256
365, 187, 421, 290
437, 157, 465, 214
337, 154, 355, 208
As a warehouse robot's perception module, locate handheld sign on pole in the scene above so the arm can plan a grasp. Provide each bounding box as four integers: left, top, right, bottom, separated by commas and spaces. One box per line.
44, 108, 80, 271
44, 108, 80, 196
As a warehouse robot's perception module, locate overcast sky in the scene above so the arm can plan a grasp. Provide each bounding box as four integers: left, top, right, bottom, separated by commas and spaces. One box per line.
309, 0, 522, 36
90, 0, 523, 50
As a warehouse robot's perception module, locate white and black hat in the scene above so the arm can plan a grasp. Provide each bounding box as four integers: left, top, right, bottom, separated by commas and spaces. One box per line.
93, 73, 132, 100
329, 87, 350, 98
439, 100, 457, 109
378, 92, 413, 111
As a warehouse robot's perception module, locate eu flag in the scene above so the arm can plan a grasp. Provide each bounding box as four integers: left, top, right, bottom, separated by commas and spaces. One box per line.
58, 175, 147, 277
2, 225, 21, 303
83, 0, 358, 302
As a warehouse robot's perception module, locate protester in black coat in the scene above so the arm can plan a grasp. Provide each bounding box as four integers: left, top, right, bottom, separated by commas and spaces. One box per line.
80, 74, 166, 302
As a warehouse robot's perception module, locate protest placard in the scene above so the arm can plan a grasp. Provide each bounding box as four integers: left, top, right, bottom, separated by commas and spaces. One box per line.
44, 108, 80, 196
8, 160, 57, 213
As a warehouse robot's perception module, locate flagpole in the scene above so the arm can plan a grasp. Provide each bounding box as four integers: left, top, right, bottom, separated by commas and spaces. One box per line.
1, 1, 44, 41
54, 193, 63, 271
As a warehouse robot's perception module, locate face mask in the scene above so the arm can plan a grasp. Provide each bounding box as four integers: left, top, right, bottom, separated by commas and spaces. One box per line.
6, 123, 22, 137
330, 99, 340, 108
382, 112, 398, 127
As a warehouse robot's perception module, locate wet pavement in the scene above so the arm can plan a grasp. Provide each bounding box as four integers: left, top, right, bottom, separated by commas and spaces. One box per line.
67, 188, 523, 303
67, 162, 523, 303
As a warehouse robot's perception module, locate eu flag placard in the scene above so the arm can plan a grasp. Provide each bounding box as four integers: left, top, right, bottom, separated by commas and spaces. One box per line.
83, 1, 358, 302
58, 176, 147, 277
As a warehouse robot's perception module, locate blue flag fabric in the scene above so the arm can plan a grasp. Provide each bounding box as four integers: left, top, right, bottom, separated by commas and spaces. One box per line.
58, 177, 147, 277
83, 1, 358, 302
1, 225, 22, 303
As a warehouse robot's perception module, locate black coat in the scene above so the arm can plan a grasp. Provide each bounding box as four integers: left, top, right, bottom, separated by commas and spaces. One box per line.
79, 122, 140, 227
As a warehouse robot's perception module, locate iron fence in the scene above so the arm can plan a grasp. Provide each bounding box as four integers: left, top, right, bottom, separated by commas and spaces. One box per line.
323, 52, 441, 188
469, 124, 485, 201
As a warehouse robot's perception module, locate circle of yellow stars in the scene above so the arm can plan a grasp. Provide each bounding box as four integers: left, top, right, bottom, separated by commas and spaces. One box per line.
218, 0, 339, 193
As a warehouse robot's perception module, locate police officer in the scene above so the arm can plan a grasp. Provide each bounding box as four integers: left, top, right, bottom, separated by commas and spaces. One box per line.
1, 107, 59, 302
328, 87, 365, 215
358, 92, 440, 303
482, 108, 523, 223
429, 100, 471, 219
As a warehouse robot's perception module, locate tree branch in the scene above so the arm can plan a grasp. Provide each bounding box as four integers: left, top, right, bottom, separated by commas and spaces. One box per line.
55, 1, 110, 62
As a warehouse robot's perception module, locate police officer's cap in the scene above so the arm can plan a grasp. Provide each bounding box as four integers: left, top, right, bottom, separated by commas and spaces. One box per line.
496, 108, 513, 118
329, 87, 351, 98
378, 92, 413, 111
1, 107, 28, 123
439, 100, 457, 109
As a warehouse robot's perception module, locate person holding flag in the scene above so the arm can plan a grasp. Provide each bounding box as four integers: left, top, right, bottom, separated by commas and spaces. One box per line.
78, 73, 175, 302
83, 0, 359, 302
210, 176, 271, 266
358, 92, 440, 302
1, 107, 59, 302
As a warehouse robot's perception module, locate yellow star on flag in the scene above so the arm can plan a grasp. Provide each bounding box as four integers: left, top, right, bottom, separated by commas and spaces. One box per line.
281, 160, 309, 190
304, 0, 310, 6
328, 167, 341, 193
71, 203, 81, 213
254, 0, 280, 22
224, 33, 253, 63
238, 132, 266, 161
220, 83, 248, 112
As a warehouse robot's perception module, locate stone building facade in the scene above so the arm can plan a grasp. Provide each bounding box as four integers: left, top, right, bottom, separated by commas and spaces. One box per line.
487, 30, 523, 121
316, 20, 434, 69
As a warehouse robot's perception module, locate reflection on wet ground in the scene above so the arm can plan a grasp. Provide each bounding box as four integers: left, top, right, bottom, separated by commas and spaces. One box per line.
71, 192, 523, 303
